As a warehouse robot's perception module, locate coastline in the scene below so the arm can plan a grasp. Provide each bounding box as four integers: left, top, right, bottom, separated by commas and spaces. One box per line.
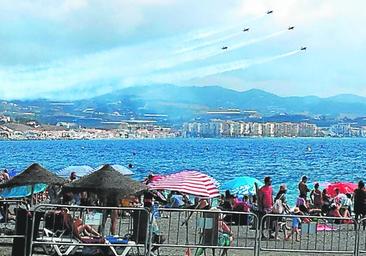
0, 136, 363, 141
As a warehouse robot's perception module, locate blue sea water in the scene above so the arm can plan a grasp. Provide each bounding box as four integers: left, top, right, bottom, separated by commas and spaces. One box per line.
1, 138, 365, 204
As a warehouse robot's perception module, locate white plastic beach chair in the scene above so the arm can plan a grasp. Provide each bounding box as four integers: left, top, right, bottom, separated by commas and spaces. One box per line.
39, 228, 136, 256
38, 228, 78, 256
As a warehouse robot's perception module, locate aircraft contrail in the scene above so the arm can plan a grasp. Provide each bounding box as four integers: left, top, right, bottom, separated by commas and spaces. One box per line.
135, 49, 301, 85
175, 31, 243, 54
148, 29, 289, 72
0, 32, 293, 99
180, 13, 267, 44
176, 13, 267, 53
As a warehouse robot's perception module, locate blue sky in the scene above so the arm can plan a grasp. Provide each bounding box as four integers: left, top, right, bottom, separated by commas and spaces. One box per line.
0, 0, 365, 100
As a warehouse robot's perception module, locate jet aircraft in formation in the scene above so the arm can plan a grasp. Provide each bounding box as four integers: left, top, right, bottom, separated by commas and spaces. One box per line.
220, 11, 307, 53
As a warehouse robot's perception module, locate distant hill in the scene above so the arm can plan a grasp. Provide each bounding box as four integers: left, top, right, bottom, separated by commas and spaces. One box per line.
97, 85, 366, 116
1, 85, 366, 127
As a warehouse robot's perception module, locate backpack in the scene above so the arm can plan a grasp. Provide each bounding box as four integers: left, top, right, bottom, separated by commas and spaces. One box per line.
272, 195, 284, 214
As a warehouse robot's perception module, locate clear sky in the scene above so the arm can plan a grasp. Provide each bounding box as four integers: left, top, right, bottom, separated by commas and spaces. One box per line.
0, 0, 365, 100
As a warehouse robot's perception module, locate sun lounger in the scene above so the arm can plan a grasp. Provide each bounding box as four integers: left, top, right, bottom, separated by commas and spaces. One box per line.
38, 228, 135, 256
38, 210, 135, 256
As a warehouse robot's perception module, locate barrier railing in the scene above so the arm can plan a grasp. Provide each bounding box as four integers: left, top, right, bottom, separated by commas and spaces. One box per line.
10, 204, 366, 256
357, 217, 366, 255
29, 204, 151, 256
258, 213, 357, 255
0, 199, 25, 243
152, 208, 259, 256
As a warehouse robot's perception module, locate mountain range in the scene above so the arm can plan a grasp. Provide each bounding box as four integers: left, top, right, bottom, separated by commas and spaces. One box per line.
1, 85, 366, 127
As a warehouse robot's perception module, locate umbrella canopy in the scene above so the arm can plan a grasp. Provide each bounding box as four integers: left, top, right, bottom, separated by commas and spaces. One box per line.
0, 183, 48, 198
221, 176, 264, 196
0, 163, 65, 188
64, 164, 145, 195
326, 182, 357, 197
57, 165, 94, 178
148, 170, 220, 198
95, 164, 134, 176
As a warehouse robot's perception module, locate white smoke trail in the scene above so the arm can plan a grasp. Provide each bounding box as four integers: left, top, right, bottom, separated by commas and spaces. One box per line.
134, 50, 301, 85
180, 13, 267, 44
149, 30, 288, 71
175, 31, 243, 54
176, 13, 267, 54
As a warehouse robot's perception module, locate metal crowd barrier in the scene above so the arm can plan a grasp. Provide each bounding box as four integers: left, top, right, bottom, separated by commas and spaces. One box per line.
8, 204, 366, 256
29, 204, 151, 256
258, 213, 357, 255
356, 217, 366, 255
0, 199, 25, 246
153, 208, 259, 256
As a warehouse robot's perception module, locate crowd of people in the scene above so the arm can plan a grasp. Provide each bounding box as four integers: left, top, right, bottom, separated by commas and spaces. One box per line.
2, 169, 366, 250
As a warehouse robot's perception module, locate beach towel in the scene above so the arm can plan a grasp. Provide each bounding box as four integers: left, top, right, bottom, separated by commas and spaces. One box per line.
317, 223, 337, 231
106, 235, 129, 244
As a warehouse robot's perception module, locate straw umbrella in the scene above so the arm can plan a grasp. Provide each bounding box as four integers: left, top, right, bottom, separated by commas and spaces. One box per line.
0, 163, 64, 197
64, 164, 146, 235
63, 164, 145, 197
0, 163, 65, 205
0, 163, 64, 188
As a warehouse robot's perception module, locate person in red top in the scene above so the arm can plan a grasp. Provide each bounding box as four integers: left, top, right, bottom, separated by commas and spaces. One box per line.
257, 176, 274, 239
258, 176, 273, 213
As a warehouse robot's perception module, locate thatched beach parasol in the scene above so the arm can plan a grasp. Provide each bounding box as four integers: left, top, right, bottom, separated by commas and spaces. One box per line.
0, 163, 65, 206
0, 163, 64, 188
63, 164, 145, 198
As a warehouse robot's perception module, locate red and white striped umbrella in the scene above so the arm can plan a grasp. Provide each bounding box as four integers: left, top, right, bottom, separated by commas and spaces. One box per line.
148, 170, 220, 198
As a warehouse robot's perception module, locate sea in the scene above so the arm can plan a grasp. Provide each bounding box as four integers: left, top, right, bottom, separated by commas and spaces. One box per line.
1, 138, 365, 204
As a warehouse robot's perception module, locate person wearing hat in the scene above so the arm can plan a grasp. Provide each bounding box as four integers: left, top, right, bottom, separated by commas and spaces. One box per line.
285, 207, 302, 242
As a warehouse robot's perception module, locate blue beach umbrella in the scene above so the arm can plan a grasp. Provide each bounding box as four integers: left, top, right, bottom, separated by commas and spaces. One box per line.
57, 165, 94, 178
221, 176, 264, 196
0, 183, 48, 198
95, 164, 134, 176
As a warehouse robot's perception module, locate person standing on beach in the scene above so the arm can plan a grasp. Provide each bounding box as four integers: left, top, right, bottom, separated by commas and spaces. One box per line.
258, 176, 274, 239
298, 176, 310, 200
354, 181, 366, 222
285, 207, 302, 242
310, 183, 322, 209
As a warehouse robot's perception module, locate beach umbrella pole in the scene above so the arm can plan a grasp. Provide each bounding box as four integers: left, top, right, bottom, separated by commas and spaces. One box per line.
30, 185, 34, 207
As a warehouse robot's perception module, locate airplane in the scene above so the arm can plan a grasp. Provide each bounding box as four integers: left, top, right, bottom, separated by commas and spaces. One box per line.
301, 47, 307, 51
288, 26, 295, 30
221, 46, 228, 50
242, 28, 250, 32
267, 10, 273, 14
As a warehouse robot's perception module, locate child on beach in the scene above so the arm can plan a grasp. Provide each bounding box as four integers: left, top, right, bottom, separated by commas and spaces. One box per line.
285, 207, 302, 242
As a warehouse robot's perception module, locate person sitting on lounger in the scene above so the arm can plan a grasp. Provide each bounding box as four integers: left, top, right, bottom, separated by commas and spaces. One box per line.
61, 209, 103, 241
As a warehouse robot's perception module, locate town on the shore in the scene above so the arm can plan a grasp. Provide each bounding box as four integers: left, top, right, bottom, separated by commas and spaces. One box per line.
1, 113, 366, 140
